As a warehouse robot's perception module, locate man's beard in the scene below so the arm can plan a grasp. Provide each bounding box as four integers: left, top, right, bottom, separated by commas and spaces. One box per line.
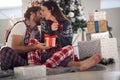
36, 20, 41, 25
34, 16, 42, 26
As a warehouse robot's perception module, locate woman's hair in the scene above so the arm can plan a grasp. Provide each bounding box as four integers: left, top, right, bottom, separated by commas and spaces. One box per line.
42, 1, 68, 23
24, 6, 41, 19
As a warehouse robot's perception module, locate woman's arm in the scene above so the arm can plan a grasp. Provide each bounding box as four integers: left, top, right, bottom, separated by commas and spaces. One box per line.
41, 20, 73, 47
56, 20, 73, 47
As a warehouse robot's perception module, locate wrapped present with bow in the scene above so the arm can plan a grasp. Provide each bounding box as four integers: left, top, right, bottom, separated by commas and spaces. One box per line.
14, 65, 46, 79
87, 20, 108, 33
44, 34, 58, 47
89, 11, 106, 21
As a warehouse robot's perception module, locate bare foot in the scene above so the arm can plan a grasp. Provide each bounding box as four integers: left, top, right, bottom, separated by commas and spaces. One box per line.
79, 54, 101, 71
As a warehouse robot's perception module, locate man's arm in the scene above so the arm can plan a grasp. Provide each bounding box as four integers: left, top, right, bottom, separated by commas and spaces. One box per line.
11, 35, 49, 53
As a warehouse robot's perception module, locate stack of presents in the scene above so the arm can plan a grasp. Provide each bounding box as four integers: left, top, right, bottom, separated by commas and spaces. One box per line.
87, 11, 109, 39
81, 11, 119, 63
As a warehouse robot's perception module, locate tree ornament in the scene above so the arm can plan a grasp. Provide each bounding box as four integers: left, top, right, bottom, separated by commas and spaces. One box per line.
68, 12, 75, 18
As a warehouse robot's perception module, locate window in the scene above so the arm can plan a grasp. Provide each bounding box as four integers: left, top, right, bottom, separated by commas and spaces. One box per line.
0, 0, 22, 9
101, 0, 120, 9
0, 0, 22, 19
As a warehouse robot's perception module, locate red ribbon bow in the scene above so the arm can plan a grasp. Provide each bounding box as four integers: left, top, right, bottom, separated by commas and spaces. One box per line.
44, 34, 58, 38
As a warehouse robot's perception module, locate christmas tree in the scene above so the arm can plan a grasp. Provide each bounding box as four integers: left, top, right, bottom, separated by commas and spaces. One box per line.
52, 0, 87, 33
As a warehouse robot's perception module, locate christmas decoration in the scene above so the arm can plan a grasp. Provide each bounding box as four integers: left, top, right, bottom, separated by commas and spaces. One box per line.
99, 58, 115, 65
50, 0, 87, 33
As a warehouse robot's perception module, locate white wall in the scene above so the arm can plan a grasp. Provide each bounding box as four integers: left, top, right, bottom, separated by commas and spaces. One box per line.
104, 8, 120, 47
81, 0, 120, 47
0, 0, 29, 44
0, 19, 9, 43
22, 0, 31, 18
0, 18, 20, 44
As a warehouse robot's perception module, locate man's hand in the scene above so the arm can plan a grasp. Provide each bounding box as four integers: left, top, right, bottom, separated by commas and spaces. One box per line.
35, 43, 50, 50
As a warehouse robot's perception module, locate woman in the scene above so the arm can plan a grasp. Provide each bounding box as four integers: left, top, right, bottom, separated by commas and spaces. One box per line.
29, 1, 101, 71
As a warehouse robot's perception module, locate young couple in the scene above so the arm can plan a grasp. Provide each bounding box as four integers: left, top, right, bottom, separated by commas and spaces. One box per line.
0, 1, 101, 71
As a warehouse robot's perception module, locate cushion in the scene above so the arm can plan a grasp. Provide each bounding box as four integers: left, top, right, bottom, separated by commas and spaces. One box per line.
78, 40, 101, 60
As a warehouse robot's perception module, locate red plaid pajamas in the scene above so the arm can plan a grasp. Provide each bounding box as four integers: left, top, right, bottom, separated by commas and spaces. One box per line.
0, 47, 28, 70
44, 45, 74, 67
28, 38, 42, 65
28, 38, 77, 68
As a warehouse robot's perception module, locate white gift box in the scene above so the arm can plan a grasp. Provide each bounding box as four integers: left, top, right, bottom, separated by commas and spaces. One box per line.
78, 39, 101, 60
89, 11, 106, 21
91, 31, 109, 40
100, 38, 119, 62
78, 38, 119, 62
14, 65, 46, 79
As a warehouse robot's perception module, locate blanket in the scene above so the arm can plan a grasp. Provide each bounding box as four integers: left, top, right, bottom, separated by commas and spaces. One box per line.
0, 64, 106, 79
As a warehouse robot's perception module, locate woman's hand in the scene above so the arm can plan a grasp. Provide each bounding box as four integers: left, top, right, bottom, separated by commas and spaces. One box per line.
51, 22, 59, 31
35, 43, 50, 50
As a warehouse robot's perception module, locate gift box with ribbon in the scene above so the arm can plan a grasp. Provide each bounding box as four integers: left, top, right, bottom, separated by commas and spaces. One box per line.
87, 20, 107, 33
91, 31, 109, 40
14, 65, 46, 79
89, 11, 106, 21
44, 34, 58, 47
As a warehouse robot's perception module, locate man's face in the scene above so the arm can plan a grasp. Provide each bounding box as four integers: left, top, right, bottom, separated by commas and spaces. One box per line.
34, 10, 42, 25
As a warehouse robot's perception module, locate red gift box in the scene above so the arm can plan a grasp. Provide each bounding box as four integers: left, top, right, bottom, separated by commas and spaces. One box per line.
44, 34, 58, 47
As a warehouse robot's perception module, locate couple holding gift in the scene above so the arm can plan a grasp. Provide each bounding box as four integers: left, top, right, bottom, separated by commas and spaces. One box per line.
0, 1, 101, 71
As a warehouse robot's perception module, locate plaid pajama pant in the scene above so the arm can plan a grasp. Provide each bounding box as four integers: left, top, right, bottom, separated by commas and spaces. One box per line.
28, 38, 41, 65
28, 38, 77, 68
0, 39, 78, 70
0, 47, 28, 70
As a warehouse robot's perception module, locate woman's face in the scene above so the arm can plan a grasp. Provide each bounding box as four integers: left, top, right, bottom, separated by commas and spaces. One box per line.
41, 5, 52, 20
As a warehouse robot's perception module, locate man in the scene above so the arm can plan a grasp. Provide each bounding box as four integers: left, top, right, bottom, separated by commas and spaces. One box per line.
0, 6, 49, 70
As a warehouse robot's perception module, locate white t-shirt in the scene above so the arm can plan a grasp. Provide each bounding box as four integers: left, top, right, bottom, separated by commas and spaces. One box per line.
6, 21, 41, 48
6, 22, 26, 47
